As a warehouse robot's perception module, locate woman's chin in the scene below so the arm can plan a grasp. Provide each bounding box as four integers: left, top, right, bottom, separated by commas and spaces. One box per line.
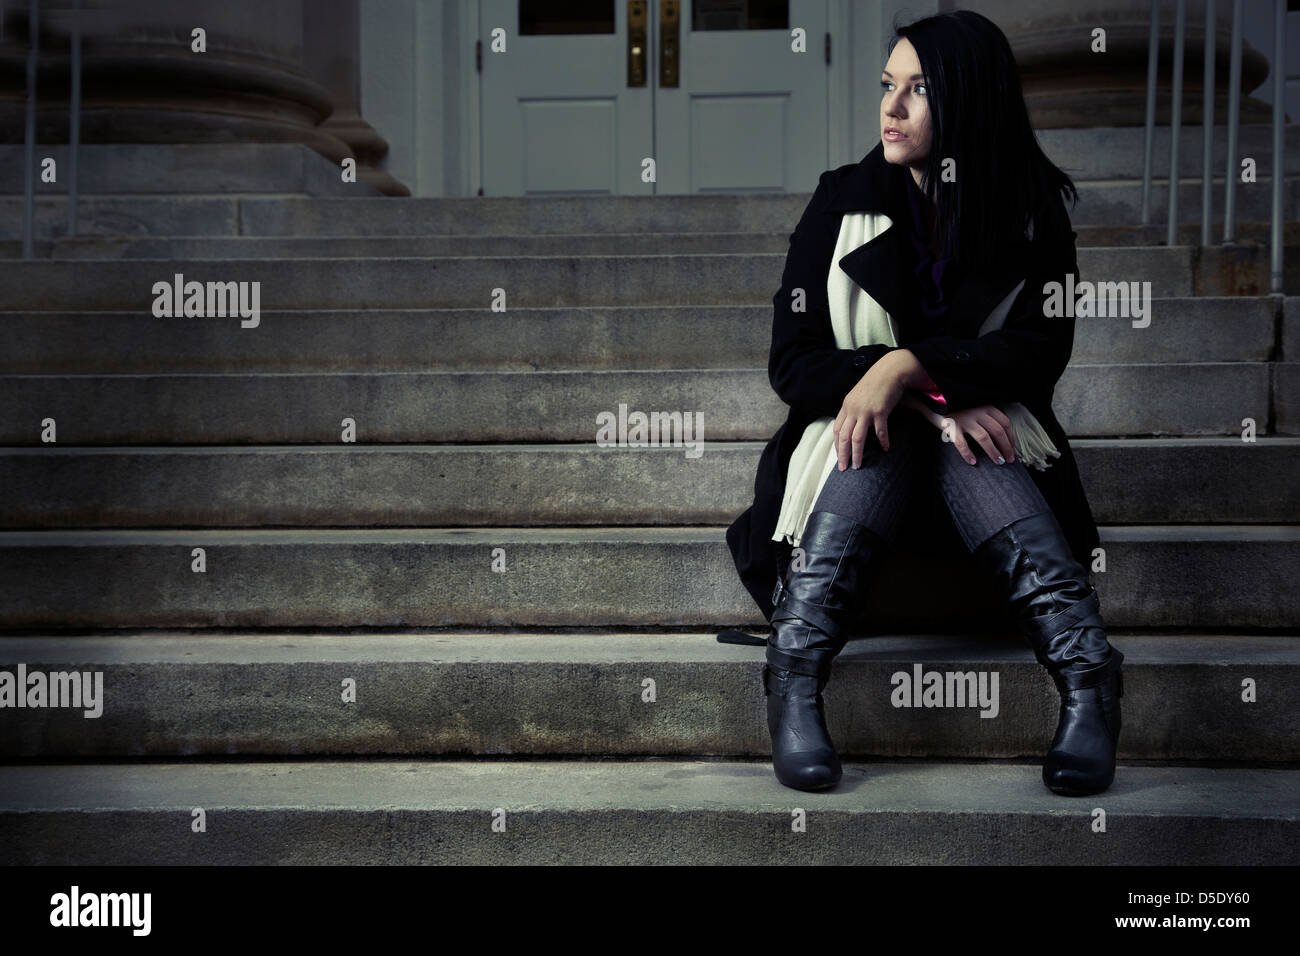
881, 139, 908, 158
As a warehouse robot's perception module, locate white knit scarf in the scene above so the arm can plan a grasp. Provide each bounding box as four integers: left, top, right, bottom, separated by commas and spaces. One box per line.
771, 210, 1061, 548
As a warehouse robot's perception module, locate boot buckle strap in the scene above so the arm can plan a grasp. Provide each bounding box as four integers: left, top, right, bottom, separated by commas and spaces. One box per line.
773, 594, 848, 644
1053, 652, 1124, 694
762, 661, 827, 695
1023, 590, 1102, 643
765, 646, 830, 681
771, 576, 787, 609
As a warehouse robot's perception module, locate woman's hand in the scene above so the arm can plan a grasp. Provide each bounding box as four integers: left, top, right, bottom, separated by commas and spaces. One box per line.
900, 394, 1017, 466
832, 356, 907, 470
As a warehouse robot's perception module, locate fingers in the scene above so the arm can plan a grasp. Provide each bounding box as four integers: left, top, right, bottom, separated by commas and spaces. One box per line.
834, 411, 889, 469
971, 428, 1002, 465
835, 413, 852, 470
979, 411, 1015, 464
957, 423, 1013, 466
990, 409, 1016, 463
951, 431, 977, 466
850, 417, 870, 469
994, 426, 1016, 464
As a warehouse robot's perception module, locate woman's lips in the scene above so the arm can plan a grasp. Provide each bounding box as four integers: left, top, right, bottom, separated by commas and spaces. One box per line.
884, 130, 907, 141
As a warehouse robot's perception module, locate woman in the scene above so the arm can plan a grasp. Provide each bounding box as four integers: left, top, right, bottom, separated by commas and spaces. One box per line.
723, 10, 1125, 796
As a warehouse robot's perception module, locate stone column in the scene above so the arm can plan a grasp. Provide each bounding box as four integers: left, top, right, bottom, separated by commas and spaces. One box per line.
949, 0, 1271, 127
0, 0, 408, 193
302, 0, 407, 195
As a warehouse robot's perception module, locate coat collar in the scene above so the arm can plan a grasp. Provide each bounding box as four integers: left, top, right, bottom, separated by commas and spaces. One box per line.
825, 142, 1032, 338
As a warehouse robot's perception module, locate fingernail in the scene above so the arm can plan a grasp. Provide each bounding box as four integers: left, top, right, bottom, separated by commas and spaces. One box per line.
967, 457, 976, 465
997, 456, 1005, 464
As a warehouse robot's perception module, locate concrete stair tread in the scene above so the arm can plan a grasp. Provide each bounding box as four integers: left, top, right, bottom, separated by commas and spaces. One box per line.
0, 251, 1200, 309
2, 633, 1294, 761
3, 524, 1295, 543
0, 524, 1294, 629
3, 760, 1295, 815
0, 364, 1280, 440
0, 299, 1282, 373
2, 631, 1296, 663
4, 438, 1295, 528
22, 232, 1300, 256
1, 761, 1296, 865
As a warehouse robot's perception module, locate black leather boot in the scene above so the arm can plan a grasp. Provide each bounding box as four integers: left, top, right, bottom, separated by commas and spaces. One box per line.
970, 510, 1124, 796
764, 510, 890, 791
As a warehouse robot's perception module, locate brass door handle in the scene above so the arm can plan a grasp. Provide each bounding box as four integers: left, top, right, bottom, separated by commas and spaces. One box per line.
660, 0, 679, 87
628, 0, 647, 86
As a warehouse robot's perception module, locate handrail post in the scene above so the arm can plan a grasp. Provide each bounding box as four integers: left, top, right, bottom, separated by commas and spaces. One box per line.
22, 0, 40, 259
1142, 0, 1161, 227
1201, 0, 1215, 247
1168, 0, 1186, 247
69, 0, 82, 239
1270, 0, 1285, 295
1224, 0, 1243, 243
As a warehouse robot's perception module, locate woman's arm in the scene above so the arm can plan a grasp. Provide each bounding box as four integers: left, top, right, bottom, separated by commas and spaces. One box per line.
903, 200, 1080, 412
888, 349, 940, 392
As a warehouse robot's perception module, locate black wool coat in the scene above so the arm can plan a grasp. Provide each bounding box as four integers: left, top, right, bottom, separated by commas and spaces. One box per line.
725, 141, 1102, 622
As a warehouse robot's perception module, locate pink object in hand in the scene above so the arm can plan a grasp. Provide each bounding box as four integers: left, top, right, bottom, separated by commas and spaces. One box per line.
924, 389, 947, 406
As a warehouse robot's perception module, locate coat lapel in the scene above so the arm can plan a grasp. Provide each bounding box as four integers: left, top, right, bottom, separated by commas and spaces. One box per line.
824, 142, 1032, 339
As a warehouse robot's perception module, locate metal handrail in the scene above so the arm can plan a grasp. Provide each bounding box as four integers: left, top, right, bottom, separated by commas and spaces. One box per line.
21, 0, 39, 259
1144, 0, 1286, 293
1142, 0, 1161, 226
1167, 0, 1186, 247
1201, 0, 1215, 246
1270, 0, 1284, 293
1225, 0, 1244, 242
21, 0, 82, 259
70, 0, 82, 239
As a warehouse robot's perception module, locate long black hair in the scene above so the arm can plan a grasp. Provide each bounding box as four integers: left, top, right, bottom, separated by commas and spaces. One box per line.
888, 10, 1078, 274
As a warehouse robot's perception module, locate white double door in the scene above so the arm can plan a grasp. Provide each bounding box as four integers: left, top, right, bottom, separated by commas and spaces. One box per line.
480, 0, 828, 195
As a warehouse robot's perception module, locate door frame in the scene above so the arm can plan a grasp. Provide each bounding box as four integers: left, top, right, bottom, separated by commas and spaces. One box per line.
464, 0, 876, 197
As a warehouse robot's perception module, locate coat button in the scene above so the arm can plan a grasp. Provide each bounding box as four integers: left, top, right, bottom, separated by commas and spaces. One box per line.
853, 353, 867, 366
955, 350, 971, 360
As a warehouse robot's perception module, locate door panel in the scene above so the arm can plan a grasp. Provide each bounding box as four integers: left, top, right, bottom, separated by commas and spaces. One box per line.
481, 0, 652, 195
480, 0, 827, 195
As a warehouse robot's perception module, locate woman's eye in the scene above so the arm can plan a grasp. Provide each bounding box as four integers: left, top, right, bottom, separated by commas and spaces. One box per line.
881, 80, 926, 95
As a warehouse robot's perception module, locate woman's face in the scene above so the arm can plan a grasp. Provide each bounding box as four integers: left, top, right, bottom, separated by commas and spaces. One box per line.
881, 38, 932, 186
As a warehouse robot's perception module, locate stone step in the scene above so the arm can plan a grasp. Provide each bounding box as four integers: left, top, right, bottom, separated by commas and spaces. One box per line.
2, 439, 1294, 527
183, 178, 1300, 234
1075, 219, 1300, 247
0, 364, 1277, 443
0, 298, 1276, 374
0, 250, 1197, 309
3, 173, 1298, 245
1278, 361, 1300, 431
0, 526, 1294, 630
0, 633, 1293, 762
1, 760, 1294, 864
228, 179, 1294, 234
1038, 123, 1300, 179
41, 232, 794, 259
2, 126, 1290, 205
29, 222, 1300, 257
0, 144, 379, 198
